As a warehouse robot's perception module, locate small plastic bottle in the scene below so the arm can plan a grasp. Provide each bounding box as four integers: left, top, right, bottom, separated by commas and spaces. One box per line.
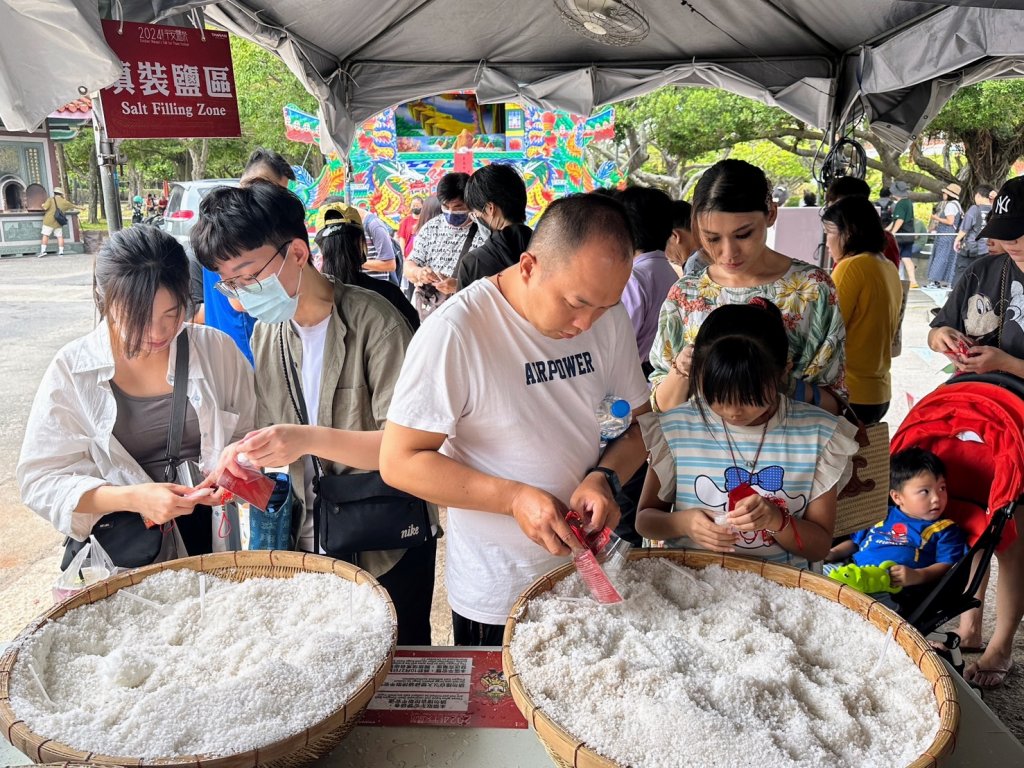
597, 396, 632, 448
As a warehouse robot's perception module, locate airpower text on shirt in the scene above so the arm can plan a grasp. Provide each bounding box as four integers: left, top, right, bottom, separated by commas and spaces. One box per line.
524, 351, 595, 386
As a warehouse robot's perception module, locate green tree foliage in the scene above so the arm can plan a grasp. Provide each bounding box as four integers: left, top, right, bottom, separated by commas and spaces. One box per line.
604, 82, 1024, 204
230, 34, 319, 163
925, 79, 1024, 191
614, 88, 793, 163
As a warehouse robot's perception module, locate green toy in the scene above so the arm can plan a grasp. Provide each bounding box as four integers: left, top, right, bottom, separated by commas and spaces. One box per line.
827, 561, 902, 594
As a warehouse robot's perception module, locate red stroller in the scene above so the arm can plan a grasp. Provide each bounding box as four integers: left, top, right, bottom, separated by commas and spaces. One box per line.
889, 372, 1024, 670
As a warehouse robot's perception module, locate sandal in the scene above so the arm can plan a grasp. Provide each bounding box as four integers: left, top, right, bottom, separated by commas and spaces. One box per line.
965, 660, 1014, 689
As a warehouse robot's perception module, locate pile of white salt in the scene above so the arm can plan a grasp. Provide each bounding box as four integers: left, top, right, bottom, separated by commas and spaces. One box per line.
510, 560, 940, 768
9, 570, 393, 758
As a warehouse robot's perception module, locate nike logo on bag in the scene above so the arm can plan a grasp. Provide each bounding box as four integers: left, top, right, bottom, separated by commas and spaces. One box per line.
400, 524, 420, 539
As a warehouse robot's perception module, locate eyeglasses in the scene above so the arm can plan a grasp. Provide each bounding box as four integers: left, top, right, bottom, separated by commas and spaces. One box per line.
215, 241, 290, 298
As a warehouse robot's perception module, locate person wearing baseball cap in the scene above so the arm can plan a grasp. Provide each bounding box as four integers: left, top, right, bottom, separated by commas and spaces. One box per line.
313, 203, 419, 331
977, 177, 1024, 243
928, 174, 1024, 690
39, 187, 78, 258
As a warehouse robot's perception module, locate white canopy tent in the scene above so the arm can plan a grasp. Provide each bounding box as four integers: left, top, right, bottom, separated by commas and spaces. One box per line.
3, 0, 1024, 154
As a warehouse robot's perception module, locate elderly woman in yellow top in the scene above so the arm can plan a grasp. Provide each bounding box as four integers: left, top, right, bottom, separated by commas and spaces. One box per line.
821, 195, 903, 424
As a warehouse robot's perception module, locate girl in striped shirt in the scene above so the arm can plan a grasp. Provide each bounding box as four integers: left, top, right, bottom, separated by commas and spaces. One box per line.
637, 300, 858, 567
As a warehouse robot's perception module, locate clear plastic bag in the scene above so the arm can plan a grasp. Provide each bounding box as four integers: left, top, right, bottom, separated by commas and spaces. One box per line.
564, 511, 632, 604
52, 535, 119, 604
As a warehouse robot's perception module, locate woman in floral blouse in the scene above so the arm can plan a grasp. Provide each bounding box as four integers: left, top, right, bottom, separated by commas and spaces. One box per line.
649, 159, 846, 414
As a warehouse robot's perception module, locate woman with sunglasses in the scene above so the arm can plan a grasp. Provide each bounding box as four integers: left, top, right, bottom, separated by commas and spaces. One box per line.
314, 203, 419, 331
17, 226, 256, 568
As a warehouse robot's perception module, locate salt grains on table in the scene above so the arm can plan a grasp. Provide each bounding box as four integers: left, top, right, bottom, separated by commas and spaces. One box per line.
9, 570, 393, 758
510, 561, 939, 768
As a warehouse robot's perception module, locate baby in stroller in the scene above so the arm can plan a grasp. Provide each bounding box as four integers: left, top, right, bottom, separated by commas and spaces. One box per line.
826, 448, 966, 608
879, 373, 1024, 688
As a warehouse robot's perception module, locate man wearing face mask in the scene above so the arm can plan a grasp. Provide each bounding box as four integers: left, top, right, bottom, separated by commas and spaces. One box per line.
190, 182, 437, 646
405, 172, 487, 320
456, 163, 533, 291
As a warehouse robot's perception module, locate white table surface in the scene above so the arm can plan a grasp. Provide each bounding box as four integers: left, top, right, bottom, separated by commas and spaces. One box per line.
1, 653, 1020, 767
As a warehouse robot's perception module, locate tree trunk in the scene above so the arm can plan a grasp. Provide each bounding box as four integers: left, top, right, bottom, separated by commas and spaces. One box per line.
186, 139, 210, 180
130, 168, 143, 198
306, 151, 324, 178
55, 143, 72, 202
88, 142, 100, 224
959, 128, 1024, 195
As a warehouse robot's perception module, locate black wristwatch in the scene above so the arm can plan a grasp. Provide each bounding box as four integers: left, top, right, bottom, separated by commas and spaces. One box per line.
586, 466, 622, 497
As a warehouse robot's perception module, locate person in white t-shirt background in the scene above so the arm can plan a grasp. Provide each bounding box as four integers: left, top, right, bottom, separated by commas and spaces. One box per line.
381, 194, 651, 645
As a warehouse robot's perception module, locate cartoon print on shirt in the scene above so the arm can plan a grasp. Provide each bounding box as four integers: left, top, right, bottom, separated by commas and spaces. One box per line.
875, 522, 910, 546
964, 293, 999, 339
1005, 279, 1024, 334
694, 466, 807, 549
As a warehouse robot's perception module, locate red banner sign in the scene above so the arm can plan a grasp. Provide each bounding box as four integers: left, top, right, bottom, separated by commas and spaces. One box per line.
99, 20, 241, 139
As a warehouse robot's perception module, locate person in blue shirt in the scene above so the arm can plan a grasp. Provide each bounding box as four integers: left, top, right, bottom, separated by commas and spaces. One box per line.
828, 448, 965, 588
200, 266, 256, 364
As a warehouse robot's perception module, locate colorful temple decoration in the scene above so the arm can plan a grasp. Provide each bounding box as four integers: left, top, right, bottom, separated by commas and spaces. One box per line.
283, 93, 621, 229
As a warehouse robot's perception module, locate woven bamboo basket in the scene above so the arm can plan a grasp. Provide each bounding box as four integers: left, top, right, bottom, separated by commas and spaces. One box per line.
502, 549, 959, 768
0, 550, 397, 768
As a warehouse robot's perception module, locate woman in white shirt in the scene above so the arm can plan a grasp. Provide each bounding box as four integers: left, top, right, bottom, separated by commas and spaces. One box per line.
926, 182, 963, 288
17, 226, 255, 567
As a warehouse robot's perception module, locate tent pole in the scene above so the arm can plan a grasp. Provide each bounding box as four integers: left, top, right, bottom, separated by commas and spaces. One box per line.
344, 155, 353, 205
90, 95, 122, 234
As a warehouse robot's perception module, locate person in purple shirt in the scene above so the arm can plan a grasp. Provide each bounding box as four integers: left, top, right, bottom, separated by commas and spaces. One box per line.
356, 204, 400, 284
618, 186, 680, 375
611, 186, 679, 547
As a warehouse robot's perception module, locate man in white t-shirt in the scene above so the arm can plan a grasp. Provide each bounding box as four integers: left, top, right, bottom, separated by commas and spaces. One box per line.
382, 194, 651, 644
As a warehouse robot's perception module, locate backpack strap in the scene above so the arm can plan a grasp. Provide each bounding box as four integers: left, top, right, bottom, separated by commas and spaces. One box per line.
451, 222, 479, 280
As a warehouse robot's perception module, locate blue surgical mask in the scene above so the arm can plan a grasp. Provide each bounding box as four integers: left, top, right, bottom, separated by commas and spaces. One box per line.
442, 208, 470, 227
236, 268, 301, 324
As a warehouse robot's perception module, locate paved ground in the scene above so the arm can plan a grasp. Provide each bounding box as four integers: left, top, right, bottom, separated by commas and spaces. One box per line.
0, 253, 1020, 738
0, 254, 91, 640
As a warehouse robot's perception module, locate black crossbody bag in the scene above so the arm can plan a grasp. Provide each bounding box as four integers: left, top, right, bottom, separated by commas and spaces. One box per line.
61, 334, 192, 570
278, 326, 432, 564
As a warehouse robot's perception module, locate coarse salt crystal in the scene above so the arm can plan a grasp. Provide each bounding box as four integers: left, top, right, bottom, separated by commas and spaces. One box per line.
509, 560, 940, 768
9, 570, 394, 758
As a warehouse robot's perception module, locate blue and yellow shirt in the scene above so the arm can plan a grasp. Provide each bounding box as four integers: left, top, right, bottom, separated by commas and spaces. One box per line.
851, 505, 966, 568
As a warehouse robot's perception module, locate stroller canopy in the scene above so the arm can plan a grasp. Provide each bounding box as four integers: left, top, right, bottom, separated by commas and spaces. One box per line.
891, 379, 1024, 547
